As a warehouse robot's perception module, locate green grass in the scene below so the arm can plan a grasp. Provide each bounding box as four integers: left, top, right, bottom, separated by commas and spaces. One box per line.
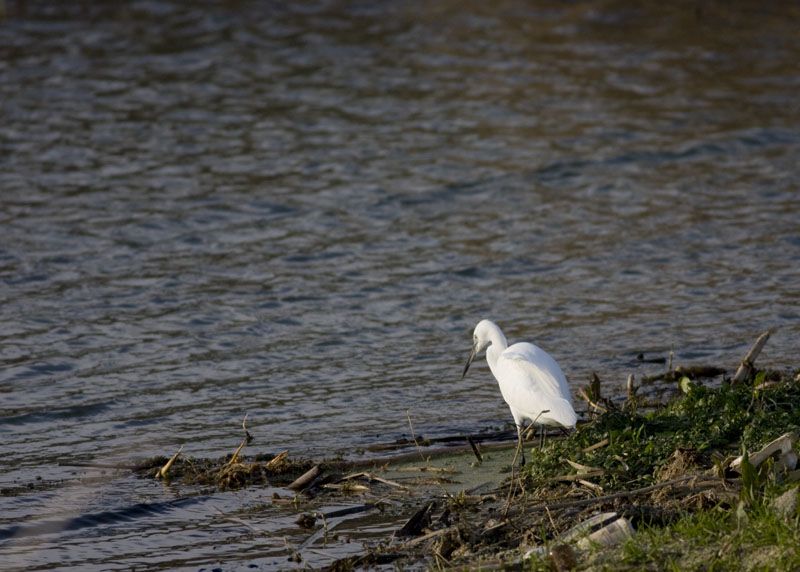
523, 490, 800, 572
518, 370, 800, 571
523, 371, 800, 492
612, 489, 800, 571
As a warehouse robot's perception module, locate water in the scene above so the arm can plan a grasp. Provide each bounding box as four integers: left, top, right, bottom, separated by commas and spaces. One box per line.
1, 1, 799, 568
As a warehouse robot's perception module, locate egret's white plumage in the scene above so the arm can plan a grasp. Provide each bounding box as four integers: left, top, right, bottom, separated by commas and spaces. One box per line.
462, 319, 577, 464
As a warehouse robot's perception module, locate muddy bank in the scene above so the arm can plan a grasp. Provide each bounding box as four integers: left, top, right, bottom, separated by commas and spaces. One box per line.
125, 365, 798, 571
118, 347, 799, 570
5, 336, 799, 571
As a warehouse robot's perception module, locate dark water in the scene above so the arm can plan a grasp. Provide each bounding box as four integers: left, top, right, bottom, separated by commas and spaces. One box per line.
1, 1, 799, 568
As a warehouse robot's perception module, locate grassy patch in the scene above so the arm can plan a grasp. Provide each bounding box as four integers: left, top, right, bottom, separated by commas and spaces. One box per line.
124, 368, 799, 571
604, 489, 800, 571
523, 370, 800, 492
517, 369, 800, 571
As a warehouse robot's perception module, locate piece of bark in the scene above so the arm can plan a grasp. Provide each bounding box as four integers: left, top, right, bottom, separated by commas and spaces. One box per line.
730, 432, 798, 472
731, 330, 772, 385
288, 465, 320, 491
395, 501, 435, 537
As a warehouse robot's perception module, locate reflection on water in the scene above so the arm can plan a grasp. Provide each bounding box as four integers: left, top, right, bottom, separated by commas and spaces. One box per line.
1, 0, 799, 568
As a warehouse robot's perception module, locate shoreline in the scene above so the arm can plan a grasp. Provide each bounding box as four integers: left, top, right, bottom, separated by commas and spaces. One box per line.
4, 334, 799, 571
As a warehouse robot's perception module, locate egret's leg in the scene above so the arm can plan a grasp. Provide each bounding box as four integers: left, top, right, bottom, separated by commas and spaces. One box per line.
539, 424, 545, 449
511, 424, 525, 467
504, 424, 528, 517
510, 424, 520, 467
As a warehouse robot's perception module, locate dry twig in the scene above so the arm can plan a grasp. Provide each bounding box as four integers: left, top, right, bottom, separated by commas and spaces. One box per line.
156, 445, 184, 479
731, 330, 772, 385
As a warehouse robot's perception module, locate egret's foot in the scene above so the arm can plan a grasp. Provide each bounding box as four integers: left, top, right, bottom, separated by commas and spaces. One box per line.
520, 454, 526, 467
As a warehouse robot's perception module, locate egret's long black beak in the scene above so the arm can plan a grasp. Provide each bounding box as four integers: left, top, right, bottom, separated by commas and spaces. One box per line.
462, 347, 476, 379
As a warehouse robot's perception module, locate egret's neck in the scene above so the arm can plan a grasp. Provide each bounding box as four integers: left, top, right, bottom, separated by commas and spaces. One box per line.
484, 327, 508, 372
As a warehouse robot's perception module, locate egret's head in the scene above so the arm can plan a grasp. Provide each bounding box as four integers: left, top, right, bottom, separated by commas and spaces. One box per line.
461, 319, 498, 378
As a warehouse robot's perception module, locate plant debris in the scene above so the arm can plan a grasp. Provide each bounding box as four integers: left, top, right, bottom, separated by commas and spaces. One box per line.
121, 332, 800, 570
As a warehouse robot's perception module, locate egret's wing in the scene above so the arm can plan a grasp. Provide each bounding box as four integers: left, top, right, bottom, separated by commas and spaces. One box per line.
496, 364, 577, 427
508, 392, 577, 428
497, 342, 576, 427
501, 342, 573, 404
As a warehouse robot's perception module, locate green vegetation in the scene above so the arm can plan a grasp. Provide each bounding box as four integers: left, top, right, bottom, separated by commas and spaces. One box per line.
524, 370, 800, 491
127, 367, 799, 571
520, 369, 800, 571
611, 495, 800, 571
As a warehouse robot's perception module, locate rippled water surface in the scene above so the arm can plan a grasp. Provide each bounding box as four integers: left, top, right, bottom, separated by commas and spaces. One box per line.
2, 1, 799, 569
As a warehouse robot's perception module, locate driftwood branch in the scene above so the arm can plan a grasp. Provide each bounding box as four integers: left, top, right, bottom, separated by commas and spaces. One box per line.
398, 525, 458, 548
578, 387, 608, 413
731, 330, 772, 385
626, 374, 636, 401
467, 436, 483, 464
730, 432, 798, 472
511, 475, 730, 515
395, 501, 436, 538
289, 465, 320, 491
156, 445, 183, 479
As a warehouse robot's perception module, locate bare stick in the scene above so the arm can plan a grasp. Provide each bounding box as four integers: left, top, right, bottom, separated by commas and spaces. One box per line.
582, 438, 609, 453
406, 410, 453, 500
731, 330, 772, 385
544, 505, 558, 533
367, 474, 408, 490
242, 413, 253, 443
398, 525, 457, 548
337, 472, 408, 490
626, 374, 636, 401
395, 466, 456, 474
395, 500, 435, 537
467, 436, 483, 464
289, 465, 320, 491
265, 450, 289, 470
323, 483, 370, 492
511, 475, 729, 515
406, 410, 429, 464
156, 445, 183, 479
578, 479, 604, 494
336, 471, 369, 482
578, 387, 608, 413
221, 414, 254, 471
225, 438, 248, 468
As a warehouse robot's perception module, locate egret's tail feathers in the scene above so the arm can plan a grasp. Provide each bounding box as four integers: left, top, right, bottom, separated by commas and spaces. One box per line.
536, 397, 577, 429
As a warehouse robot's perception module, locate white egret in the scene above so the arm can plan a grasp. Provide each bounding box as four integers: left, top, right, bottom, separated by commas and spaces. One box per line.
462, 319, 577, 466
